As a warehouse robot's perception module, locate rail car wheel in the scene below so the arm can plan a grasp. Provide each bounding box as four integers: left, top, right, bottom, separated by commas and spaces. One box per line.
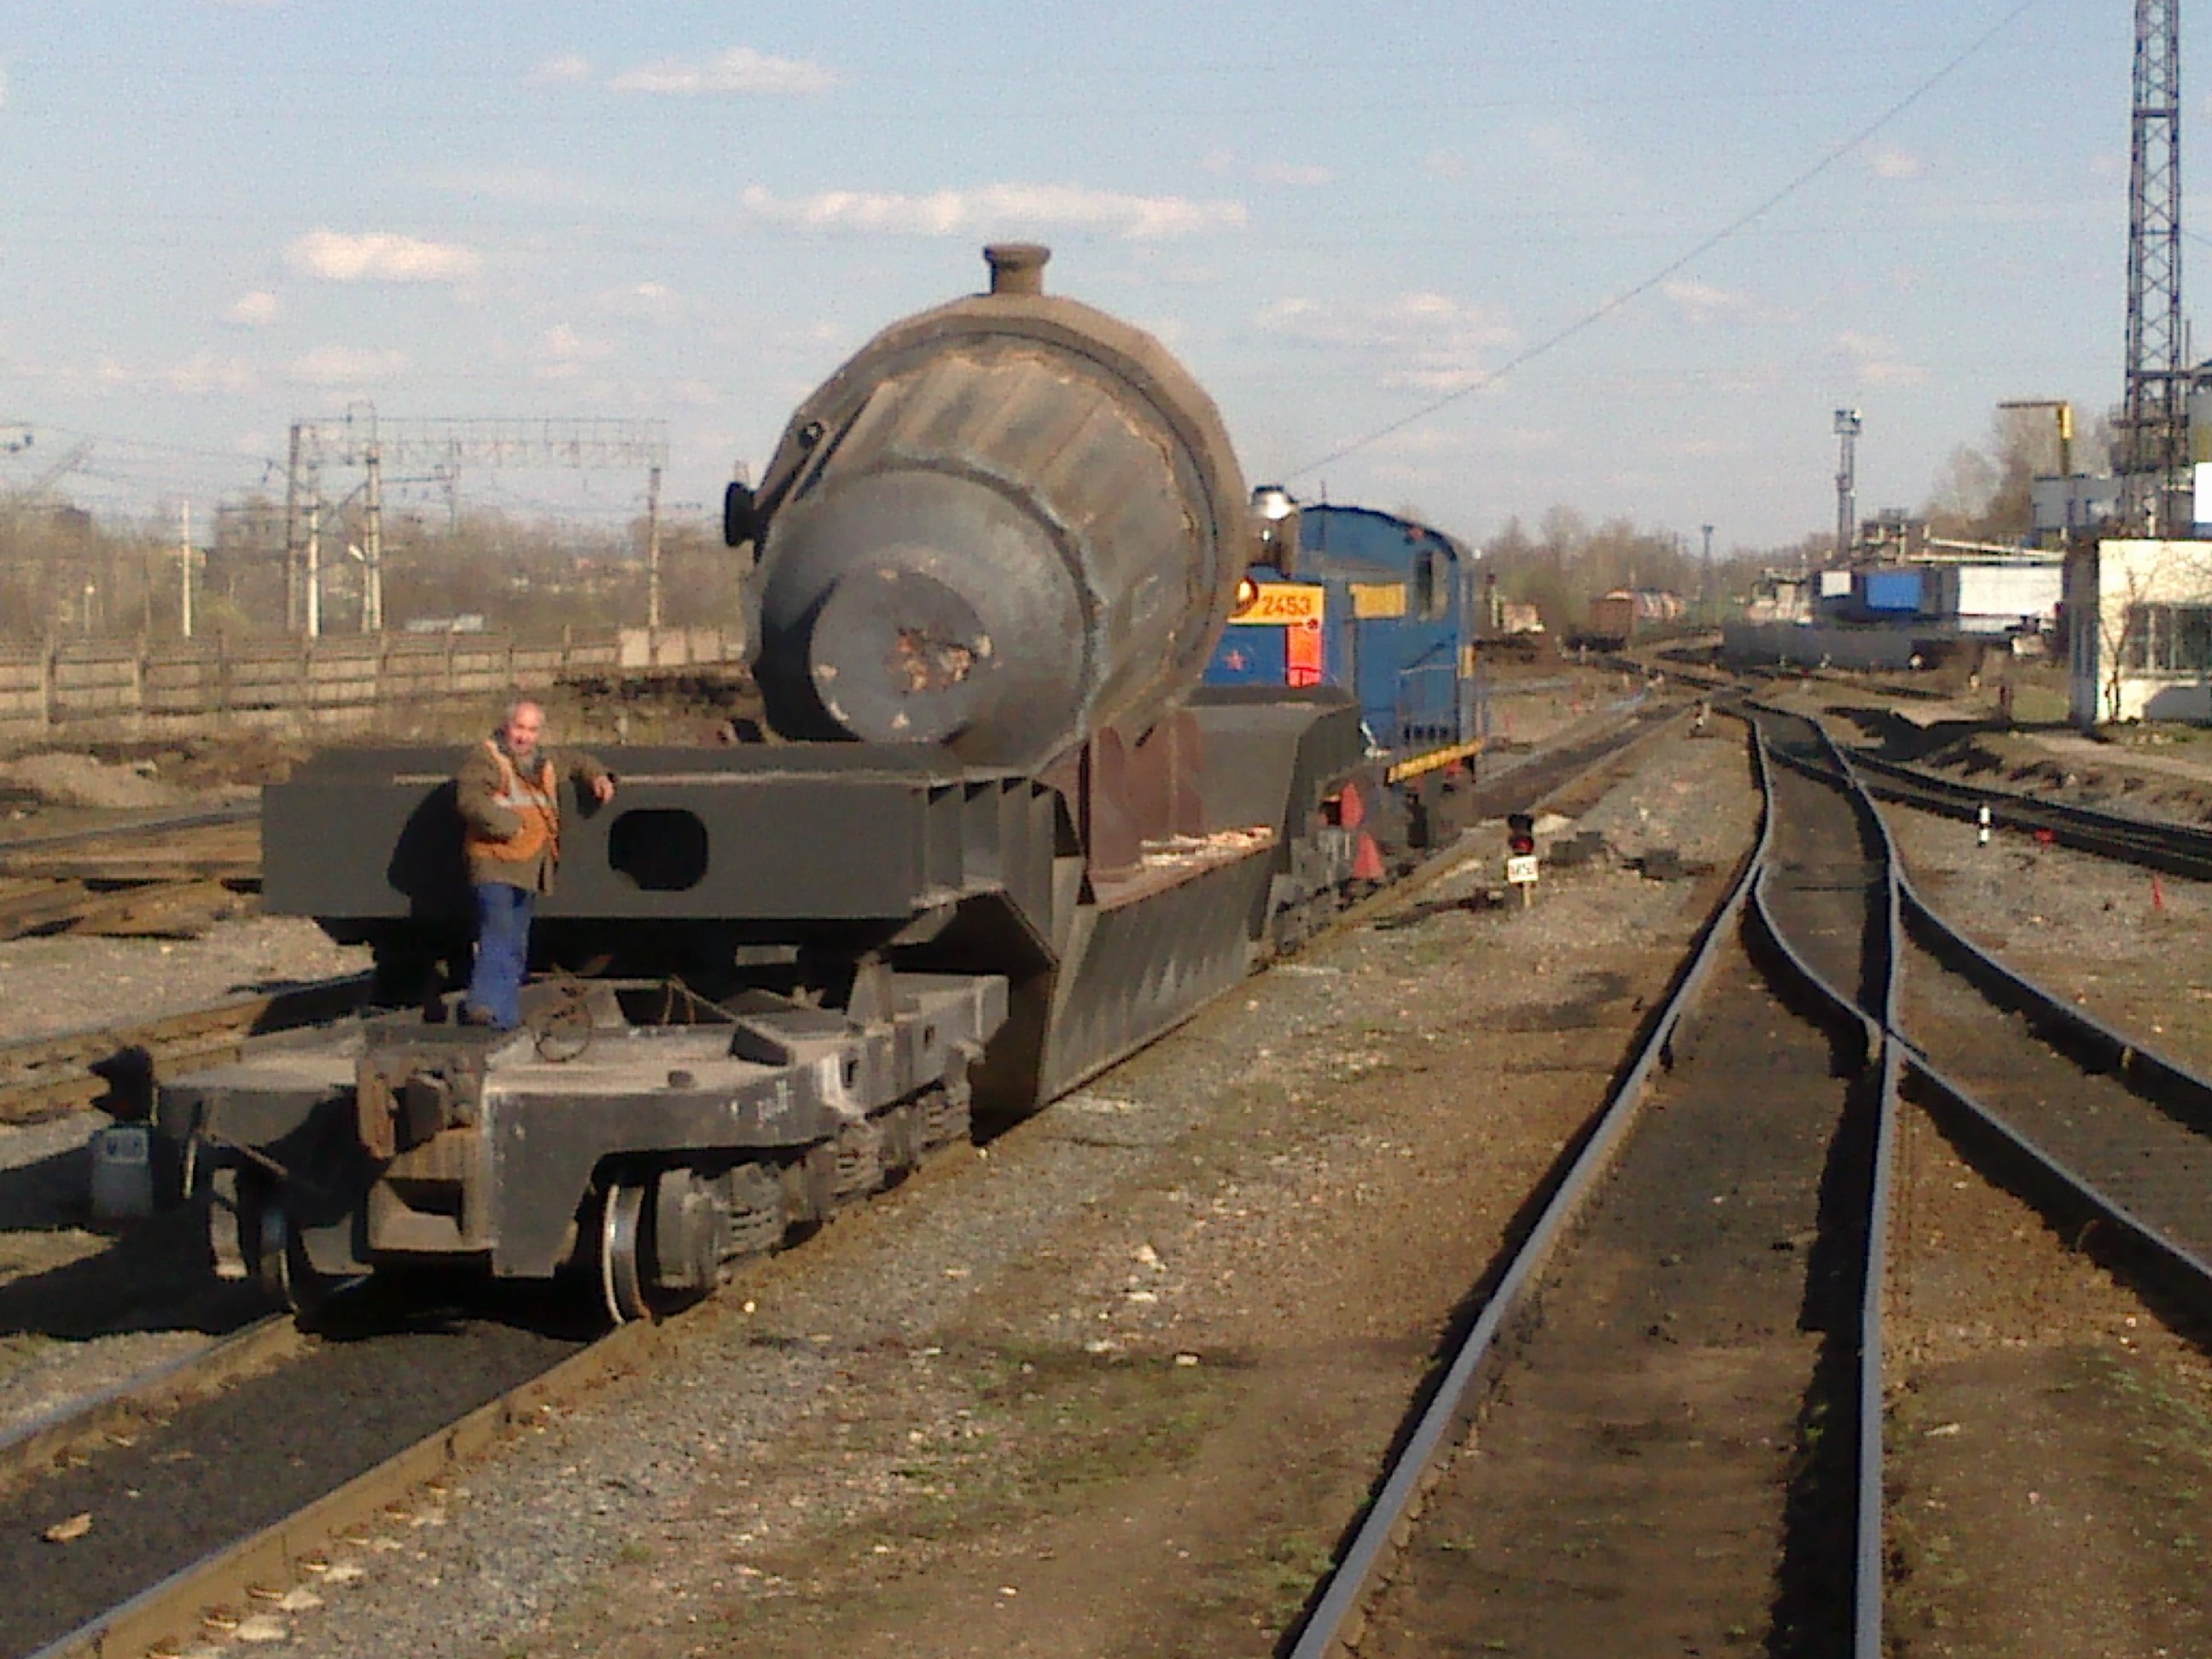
599, 1180, 652, 1324
251, 1193, 335, 1318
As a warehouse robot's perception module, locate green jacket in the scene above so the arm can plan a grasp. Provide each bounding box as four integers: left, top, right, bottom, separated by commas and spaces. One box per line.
455, 736, 611, 894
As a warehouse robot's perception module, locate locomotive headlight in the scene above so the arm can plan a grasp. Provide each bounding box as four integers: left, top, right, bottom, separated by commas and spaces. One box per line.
1248, 486, 1301, 575
1232, 576, 1260, 618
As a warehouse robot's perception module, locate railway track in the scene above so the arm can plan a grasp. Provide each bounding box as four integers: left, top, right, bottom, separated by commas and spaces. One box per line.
0, 975, 370, 1126
3, 1288, 608, 1659
0, 710, 1696, 1658
0, 818, 261, 946
1846, 745, 2212, 881
1645, 654, 2212, 874
1288, 703, 2212, 1656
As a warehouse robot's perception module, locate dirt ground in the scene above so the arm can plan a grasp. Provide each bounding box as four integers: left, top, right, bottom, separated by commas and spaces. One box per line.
12, 669, 2212, 1656
1792, 679, 2212, 1657
1884, 1106, 2212, 1659
254, 699, 1743, 1659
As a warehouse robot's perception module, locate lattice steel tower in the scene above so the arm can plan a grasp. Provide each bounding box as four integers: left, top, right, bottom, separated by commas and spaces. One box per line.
2122, 0, 2185, 531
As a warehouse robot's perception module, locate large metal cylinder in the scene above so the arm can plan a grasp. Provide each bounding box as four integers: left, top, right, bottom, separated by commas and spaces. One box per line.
748, 245, 1250, 771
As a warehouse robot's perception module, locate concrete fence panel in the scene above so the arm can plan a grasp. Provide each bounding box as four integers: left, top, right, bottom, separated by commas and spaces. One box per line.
0, 622, 744, 747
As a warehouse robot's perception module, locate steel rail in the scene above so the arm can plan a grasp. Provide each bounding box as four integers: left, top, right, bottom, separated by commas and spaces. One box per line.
0, 1317, 299, 1498
1835, 740, 2212, 1292
25, 1319, 672, 1659
1819, 725, 2212, 1654
1784, 713, 1913, 1659
1847, 748, 2212, 879
0, 973, 372, 1125
1741, 710, 1903, 1659
0, 806, 259, 859
1284, 713, 1773, 1658
1307, 704, 1690, 946
9, 714, 1697, 1659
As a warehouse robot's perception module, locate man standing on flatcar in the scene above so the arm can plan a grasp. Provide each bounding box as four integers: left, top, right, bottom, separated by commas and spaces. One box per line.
455, 698, 615, 1030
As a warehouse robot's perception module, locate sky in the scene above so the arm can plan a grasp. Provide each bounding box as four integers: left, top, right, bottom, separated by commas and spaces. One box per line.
0, 1, 2157, 560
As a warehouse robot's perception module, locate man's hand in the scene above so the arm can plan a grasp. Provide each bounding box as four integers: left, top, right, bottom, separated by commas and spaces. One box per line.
591, 774, 616, 805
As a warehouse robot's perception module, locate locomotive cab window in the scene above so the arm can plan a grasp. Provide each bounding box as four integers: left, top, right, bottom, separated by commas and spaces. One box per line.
1414, 549, 1452, 620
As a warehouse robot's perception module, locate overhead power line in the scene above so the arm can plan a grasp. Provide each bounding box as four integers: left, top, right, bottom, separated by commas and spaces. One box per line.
1284, 0, 2046, 482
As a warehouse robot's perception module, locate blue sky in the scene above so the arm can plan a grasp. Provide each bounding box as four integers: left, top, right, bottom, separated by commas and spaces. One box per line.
0, 1, 2145, 555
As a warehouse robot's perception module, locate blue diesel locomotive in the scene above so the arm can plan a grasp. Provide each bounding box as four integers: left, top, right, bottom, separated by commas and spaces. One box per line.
1206, 494, 1487, 775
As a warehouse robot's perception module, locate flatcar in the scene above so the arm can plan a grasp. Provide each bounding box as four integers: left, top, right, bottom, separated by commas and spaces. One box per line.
157, 246, 1473, 1321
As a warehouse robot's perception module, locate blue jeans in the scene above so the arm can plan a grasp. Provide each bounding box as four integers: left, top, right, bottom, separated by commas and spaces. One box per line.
468, 882, 536, 1029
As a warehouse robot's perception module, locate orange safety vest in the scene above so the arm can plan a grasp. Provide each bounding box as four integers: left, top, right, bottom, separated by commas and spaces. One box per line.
465, 740, 560, 866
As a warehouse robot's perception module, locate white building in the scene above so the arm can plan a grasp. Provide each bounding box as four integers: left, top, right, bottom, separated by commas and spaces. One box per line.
2067, 538, 2212, 725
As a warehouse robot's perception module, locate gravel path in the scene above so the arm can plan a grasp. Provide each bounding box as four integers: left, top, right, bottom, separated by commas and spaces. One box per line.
0, 917, 370, 1048
236, 713, 1757, 1657
1886, 800, 2212, 1077
11, 692, 2212, 1656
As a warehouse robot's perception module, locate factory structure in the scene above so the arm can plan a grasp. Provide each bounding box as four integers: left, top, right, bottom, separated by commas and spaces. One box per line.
1725, 521, 2067, 676
1732, 0, 2212, 729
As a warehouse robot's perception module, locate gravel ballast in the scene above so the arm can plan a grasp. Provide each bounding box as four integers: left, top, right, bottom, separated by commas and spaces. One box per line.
229, 708, 1758, 1657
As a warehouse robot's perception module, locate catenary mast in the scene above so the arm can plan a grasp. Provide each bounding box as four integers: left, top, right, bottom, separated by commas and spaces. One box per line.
2122, 0, 2185, 533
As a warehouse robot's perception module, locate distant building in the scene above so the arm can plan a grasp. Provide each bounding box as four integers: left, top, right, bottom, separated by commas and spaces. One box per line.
2068, 539, 2212, 725
1743, 573, 1813, 626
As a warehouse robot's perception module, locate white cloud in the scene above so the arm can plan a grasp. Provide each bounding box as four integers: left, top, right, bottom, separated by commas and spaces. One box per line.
1665, 436, 1746, 459
418, 166, 597, 208
1524, 122, 1599, 172
740, 183, 1246, 241
0, 67, 9, 110
290, 345, 410, 385
1196, 152, 1332, 189
530, 52, 591, 85
1258, 291, 1516, 392
287, 229, 481, 283
594, 281, 684, 322
1425, 149, 1466, 181
533, 323, 614, 380
1663, 279, 1755, 326
1835, 330, 1928, 387
226, 289, 280, 327
612, 47, 840, 96
90, 352, 258, 396
1866, 143, 1926, 181
167, 352, 259, 396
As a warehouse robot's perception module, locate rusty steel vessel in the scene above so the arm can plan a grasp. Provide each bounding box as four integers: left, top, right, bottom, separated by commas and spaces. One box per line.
159, 247, 1474, 1321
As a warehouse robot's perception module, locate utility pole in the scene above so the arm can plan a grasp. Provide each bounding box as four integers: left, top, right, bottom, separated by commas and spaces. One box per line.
363, 437, 383, 633
1833, 409, 1863, 566
646, 463, 664, 632
179, 499, 194, 638
284, 422, 303, 632
2122, 0, 2185, 533
306, 492, 323, 639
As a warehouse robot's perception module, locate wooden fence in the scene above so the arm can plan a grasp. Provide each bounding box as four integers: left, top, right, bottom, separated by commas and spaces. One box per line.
0, 626, 745, 744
